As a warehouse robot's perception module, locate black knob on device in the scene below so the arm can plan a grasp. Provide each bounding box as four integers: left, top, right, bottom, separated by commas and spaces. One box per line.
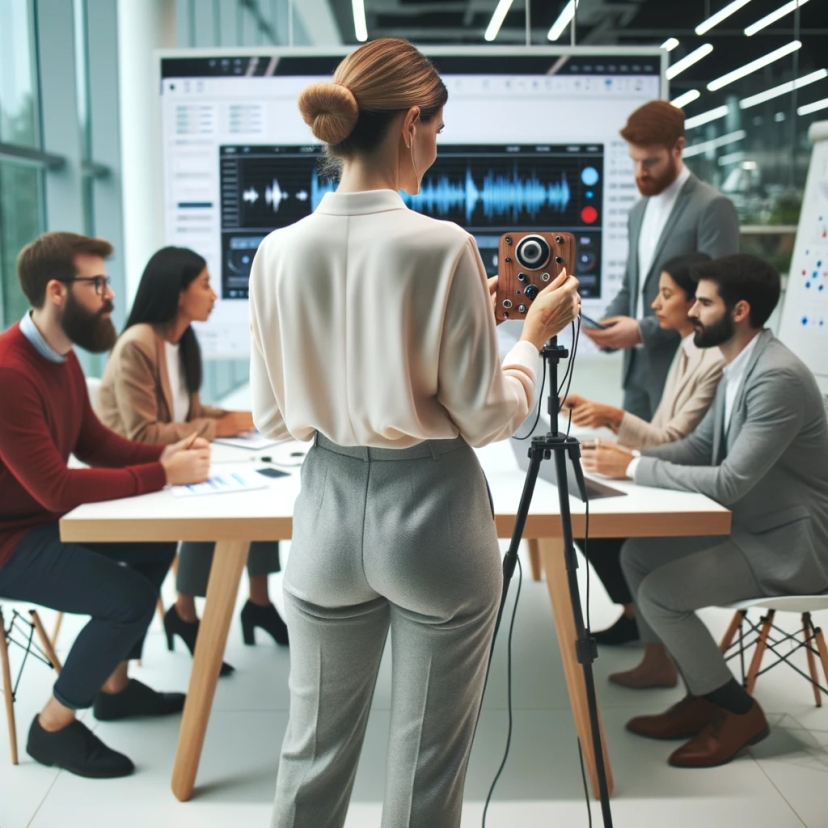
524, 285, 540, 300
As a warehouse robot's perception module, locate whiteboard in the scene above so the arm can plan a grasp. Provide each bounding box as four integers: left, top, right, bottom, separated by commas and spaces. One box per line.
778, 120, 828, 394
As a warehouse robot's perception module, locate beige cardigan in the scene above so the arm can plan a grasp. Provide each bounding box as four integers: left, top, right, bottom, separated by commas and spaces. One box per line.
98, 323, 226, 444
617, 337, 724, 450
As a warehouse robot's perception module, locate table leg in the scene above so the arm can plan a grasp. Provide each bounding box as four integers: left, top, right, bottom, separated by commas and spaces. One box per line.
538, 537, 614, 799
527, 539, 543, 582
171, 539, 249, 802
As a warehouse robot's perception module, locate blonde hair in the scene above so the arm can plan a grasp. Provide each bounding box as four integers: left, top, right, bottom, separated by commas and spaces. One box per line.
298, 38, 447, 156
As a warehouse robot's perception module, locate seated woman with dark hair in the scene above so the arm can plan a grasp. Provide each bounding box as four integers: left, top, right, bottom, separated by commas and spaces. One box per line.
562, 253, 725, 672
99, 247, 287, 677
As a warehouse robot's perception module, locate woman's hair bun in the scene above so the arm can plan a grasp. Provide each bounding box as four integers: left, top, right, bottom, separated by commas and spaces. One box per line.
298, 81, 359, 145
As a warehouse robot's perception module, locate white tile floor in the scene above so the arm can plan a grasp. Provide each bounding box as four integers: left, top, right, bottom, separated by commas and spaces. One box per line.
2, 541, 827, 828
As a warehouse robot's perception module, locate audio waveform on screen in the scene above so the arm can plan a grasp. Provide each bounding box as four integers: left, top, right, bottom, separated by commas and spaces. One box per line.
308, 167, 571, 221
242, 179, 310, 211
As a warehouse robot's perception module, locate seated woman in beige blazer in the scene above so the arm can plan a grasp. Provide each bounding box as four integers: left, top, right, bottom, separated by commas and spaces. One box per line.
99, 247, 287, 677
562, 253, 724, 672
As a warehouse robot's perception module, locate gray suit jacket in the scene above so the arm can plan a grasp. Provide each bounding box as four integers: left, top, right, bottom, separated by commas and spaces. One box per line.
604, 173, 740, 399
635, 330, 828, 594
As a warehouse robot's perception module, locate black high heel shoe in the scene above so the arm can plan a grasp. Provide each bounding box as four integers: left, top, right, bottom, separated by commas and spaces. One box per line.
240, 600, 289, 647
163, 606, 235, 676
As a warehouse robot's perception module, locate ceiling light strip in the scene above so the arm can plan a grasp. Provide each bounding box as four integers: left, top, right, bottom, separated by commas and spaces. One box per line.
671, 89, 701, 108
707, 40, 802, 91
485, 0, 516, 42
739, 69, 828, 109
352, 0, 368, 42
696, 0, 755, 35
798, 97, 828, 116
745, 0, 810, 36
684, 105, 730, 129
683, 130, 747, 157
547, 0, 578, 42
666, 44, 714, 80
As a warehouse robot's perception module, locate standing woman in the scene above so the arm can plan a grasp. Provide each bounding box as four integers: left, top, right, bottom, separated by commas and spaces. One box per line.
99, 248, 287, 679
249, 39, 580, 828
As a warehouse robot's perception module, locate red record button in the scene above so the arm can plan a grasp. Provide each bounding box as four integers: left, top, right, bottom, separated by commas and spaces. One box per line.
581, 206, 598, 224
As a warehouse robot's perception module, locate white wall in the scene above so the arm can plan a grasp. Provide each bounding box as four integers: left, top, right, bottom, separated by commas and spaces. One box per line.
117, 0, 177, 305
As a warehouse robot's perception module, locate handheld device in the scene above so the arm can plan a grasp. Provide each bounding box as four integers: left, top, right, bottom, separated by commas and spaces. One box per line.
494, 232, 577, 322
580, 313, 609, 330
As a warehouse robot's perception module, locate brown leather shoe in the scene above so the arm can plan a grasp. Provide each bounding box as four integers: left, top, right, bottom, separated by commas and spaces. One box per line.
609, 644, 678, 689
626, 695, 718, 740
669, 702, 769, 768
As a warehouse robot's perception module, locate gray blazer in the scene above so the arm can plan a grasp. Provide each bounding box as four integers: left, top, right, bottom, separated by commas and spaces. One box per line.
604, 173, 740, 397
634, 330, 828, 595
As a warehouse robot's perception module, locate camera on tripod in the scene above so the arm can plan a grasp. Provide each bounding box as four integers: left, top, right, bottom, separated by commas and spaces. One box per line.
495, 231, 577, 322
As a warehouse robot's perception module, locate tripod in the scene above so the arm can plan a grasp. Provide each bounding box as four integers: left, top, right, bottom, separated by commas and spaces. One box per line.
494, 335, 614, 827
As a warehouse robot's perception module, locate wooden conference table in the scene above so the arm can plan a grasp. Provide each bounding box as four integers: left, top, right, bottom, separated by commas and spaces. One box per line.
60, 439, 730, 802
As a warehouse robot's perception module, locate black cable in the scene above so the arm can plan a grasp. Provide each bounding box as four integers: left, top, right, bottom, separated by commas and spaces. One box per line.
482, 554, 523, 827
514, 352, 547, 441
577, 738, 594, 828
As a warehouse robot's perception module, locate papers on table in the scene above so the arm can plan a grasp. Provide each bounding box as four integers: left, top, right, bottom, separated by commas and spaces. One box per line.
214, 431, 281, 450
171, 467, 270, 497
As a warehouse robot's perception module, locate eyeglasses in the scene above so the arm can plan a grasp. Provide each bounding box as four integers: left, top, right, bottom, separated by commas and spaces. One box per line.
59, 275, 112, 296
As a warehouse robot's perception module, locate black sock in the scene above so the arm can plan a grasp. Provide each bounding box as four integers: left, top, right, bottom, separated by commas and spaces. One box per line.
704, 678, 755, 715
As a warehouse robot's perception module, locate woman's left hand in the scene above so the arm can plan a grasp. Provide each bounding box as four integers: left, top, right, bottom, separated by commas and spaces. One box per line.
581, 439, 635, 479
488, 276, 504, 326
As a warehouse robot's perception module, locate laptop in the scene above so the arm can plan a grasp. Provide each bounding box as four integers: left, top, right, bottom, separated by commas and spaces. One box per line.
509, 417, 627, 502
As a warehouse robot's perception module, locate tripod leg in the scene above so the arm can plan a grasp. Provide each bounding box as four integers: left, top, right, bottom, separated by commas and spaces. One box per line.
527, 539, 543, 582
539, 537, 614, 799
0, 610, 18, 764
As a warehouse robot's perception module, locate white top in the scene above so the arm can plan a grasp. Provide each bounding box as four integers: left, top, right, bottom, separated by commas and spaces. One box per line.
635, 164, 692, 321
723, 331, 762, 431
248, 189, 540, 449
164, 341, 190, 423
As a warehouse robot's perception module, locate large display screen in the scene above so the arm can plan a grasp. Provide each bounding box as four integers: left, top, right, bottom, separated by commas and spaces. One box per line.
160, 50, 663, 356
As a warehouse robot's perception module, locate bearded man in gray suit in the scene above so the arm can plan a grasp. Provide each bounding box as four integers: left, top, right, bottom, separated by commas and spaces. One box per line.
584, 254, 828, 768
585, 100, 740, 421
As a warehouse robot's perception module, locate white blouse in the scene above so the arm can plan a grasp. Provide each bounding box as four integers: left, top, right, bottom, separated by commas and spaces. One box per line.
248, 189, 540, 449
164, 341, 190, 423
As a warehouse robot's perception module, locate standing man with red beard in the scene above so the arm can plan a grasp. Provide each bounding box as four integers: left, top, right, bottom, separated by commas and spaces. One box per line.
0, 232, 210, 779
584, 100, 740, 421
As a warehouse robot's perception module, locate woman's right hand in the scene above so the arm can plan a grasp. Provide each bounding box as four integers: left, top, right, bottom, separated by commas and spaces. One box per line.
520, 269, 581, 351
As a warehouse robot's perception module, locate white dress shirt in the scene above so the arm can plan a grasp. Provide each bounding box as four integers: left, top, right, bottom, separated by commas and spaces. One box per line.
722, 331, 762, 432
635, 164, 691, 321
248, 189, 539, 449
164, 341, 190, 423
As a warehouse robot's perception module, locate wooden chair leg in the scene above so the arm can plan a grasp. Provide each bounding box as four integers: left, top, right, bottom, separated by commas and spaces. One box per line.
29, 611, 62, 674
156, 597, 166, 627
50, 612, 64, 649
0, 610, 18, 765
746, 610, 775, 695
719, 610, 745, 655
814, 624, 828, 688
802, 613, 822, 708
527, 539, 543, 582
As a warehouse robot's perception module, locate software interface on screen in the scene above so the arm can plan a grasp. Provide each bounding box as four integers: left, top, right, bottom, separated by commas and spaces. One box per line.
161, 52, 661, 357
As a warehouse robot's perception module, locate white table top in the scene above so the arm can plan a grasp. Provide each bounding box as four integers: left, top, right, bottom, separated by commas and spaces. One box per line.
59, 439, 730, 543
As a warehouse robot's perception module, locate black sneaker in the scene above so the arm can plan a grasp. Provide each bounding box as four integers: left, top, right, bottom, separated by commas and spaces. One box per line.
592, 614, 640, 646
93, 679, 185, 721
26, 716, 134, 778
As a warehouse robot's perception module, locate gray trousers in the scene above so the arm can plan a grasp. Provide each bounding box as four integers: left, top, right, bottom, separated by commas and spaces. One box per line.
620, 535, 768, 695
176, 540, 280, 597
271, 435, 502, 828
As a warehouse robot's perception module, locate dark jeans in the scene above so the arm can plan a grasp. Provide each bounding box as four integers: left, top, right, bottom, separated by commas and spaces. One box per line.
0, 522, 176, 710
578, 537, 632, 606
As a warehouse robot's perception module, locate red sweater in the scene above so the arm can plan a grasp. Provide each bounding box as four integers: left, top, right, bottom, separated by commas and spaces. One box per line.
0, 324, 167, 569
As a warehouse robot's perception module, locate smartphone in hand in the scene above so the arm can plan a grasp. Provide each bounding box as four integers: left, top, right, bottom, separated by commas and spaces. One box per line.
580, 313, 608, 330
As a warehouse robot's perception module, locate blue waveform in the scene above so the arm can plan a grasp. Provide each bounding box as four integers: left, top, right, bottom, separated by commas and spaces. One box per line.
310, 171, 337, 210
406, 167, 571, 222
310, 166, 571, 221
